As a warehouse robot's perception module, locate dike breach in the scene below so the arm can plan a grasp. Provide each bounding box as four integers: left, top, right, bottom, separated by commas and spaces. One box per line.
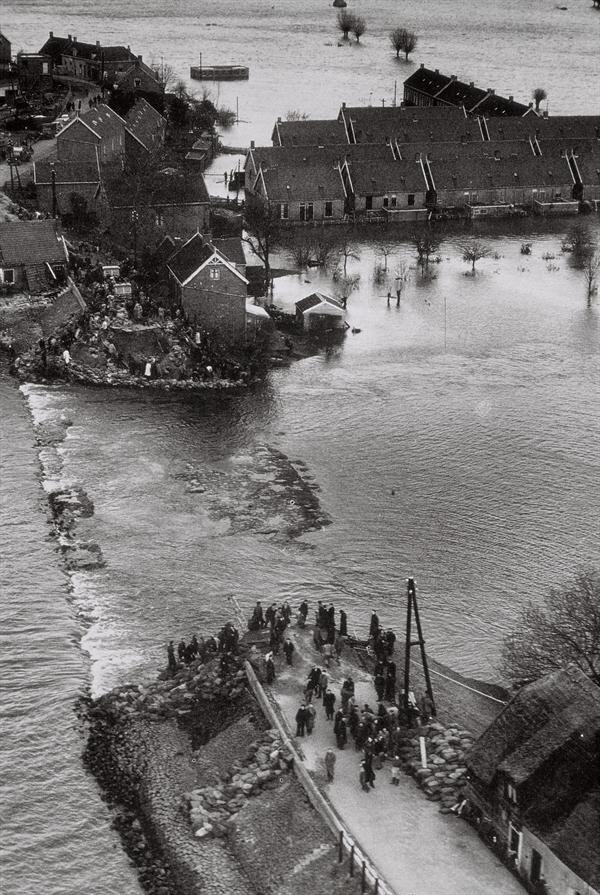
84, 646, 364, 895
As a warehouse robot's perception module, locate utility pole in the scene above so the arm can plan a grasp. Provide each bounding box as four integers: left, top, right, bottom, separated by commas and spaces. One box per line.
403, 577, 436, 721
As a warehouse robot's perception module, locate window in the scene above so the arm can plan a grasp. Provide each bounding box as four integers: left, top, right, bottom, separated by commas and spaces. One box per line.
306, 202, 314, 221
383, 196, 389, 208
508, 824, 522, 863
134, 78, 141, 88
407, 194, 415, 206
391, 195, 397, 208
1, 268, 15, 284
42, 63, 49, 74
299, 203, 306, 221
280, 203, 289, 220
365, 195, 373, 210
209, 267, 221, 280
530, 850, 542, 884
504, 780, 518, 803
324, 201, 333, 218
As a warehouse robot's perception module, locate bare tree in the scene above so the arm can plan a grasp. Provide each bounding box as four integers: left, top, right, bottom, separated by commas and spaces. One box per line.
333, 272, 360, 308
390, 28, 417, 61
243, 198, 280, 288
375, 242, 395, 271
501, 569, 600, 687
336, 10, 355, 40
311, 237, 337, 268
562, 222, 594, 267
413, 231, 439, 273
149, 56, 176, 92
336, 238, 360, 274
462, 240, 491, 272
532, 87, 547, 112
351, 16, 367, 43
393, 261, 410, 305
583, 248, 600, 306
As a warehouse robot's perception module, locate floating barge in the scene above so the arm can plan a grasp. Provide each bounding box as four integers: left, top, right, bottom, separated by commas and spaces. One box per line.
190, 63, 249, 81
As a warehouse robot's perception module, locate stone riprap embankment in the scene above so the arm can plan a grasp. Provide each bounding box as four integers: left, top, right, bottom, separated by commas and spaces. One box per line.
85, 649, 362, 895
397, 720, 474, 812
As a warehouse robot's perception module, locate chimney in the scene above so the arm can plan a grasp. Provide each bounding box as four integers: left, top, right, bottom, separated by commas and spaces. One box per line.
68, 34, 72, 40
96, 40, 101, 48
49, 31, 54, 38
73, 36, 77, 43
469, 82, 474, 87
450, 75, 457, 80
277, 116, 282, 123
250, 140, 255, 149
543, 109, 549, 119
137, 54, 143, 62
435, 68, 439, 74
342, 101, 346, 109
420, 63, 425, 69
509, 95, 514, 101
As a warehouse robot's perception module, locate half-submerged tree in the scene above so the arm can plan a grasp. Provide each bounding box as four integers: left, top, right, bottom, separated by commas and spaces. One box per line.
336, 238, 360, 274
390, 27, 417, 61
337, 10, 355, 40
243, 199, 280, 289
351, 16, 367, 43
501, 569, 600, 687
532, 87, 547, 112
583, 247, 600, 306
413, 231, 439, 273
462, 240, 491, 272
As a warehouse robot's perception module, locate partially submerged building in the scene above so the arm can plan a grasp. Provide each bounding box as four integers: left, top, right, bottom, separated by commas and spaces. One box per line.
295, 293, 346, 332
466, 666, 600, 895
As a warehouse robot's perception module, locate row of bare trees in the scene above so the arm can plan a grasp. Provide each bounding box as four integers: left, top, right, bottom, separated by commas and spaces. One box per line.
335, 12, 419, 58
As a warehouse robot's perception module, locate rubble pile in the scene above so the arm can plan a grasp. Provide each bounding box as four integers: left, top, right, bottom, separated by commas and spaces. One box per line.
398, 720, 474, 813
188, 728, 293, 839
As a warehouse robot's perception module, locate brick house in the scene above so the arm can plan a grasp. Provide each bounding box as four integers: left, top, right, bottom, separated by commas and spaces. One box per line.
56, 104, 127, 164
403, 65, 533, 116
125, 98, 166, 158
0, 220, 68, 294
0, 31, 12, 75
167, 233, 249, 341
34, 143, 106, 217
38, 33, 139, 85
465, 666, 600, 895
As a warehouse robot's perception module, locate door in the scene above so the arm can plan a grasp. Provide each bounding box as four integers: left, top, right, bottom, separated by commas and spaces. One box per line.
365, 195, 373, 210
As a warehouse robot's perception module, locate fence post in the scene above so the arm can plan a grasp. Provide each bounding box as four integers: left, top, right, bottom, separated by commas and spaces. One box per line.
338, 830, 344, 863
361, 860, 366, 893
349, 844, 355, 877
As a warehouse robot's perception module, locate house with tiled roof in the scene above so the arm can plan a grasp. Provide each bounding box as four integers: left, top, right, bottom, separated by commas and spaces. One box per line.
0, 221, 68, 294
465, 666, 600, 895
403, 65, 534, 117
34, 143, 105, 217
250, 155, 348, 222
271, 118, 347, 147
167, 232, 249, 341
0, 31, 11, 75
56, 103, 127, 164
114, 58, 163, 97
125, 98, 166, 156
38, 32, 140, 84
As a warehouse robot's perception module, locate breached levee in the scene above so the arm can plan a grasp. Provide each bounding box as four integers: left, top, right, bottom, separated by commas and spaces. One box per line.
84, 645, 359, 895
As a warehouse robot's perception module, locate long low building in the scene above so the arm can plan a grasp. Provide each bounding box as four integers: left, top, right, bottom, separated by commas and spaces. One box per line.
246, 105, 600, 222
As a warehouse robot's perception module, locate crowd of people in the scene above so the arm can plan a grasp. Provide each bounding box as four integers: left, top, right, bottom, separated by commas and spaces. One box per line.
166, 622, 241, 676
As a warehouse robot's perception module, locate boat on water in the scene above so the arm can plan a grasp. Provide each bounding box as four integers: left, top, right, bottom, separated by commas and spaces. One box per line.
190, 64, 249, 81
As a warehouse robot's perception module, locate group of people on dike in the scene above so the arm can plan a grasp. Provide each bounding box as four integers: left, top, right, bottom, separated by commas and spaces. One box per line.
166, 622, 240, 675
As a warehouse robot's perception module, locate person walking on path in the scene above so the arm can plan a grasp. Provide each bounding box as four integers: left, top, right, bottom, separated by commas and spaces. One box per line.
295, 703, 308, 737
323, 689, 336, 720
319, 669, 329, 700
283, 638, 294, 665
265, 653, 275, 684
325, 749, 336, 782
335, 716, 347, 750
390, 754, 401, 785
374, 672, 385, 702
306, 702, 316, 735
359, 761, 370, 792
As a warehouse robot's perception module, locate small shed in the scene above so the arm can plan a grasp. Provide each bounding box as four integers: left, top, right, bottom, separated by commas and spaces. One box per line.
295, 292, 346, 333
246, 300, 272, 331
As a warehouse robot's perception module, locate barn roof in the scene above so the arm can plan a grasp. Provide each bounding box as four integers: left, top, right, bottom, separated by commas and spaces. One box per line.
466, 665, 600, 786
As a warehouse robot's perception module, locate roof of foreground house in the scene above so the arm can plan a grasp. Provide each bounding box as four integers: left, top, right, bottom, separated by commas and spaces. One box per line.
125, 97, 166, 151
167, 232, 248, 285
0, 220, 67, 266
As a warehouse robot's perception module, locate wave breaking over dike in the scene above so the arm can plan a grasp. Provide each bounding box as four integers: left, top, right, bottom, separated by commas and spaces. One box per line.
83, 645, 361, 895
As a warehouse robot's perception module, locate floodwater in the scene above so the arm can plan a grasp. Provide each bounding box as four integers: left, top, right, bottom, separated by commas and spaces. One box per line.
1, 0, 599, 892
